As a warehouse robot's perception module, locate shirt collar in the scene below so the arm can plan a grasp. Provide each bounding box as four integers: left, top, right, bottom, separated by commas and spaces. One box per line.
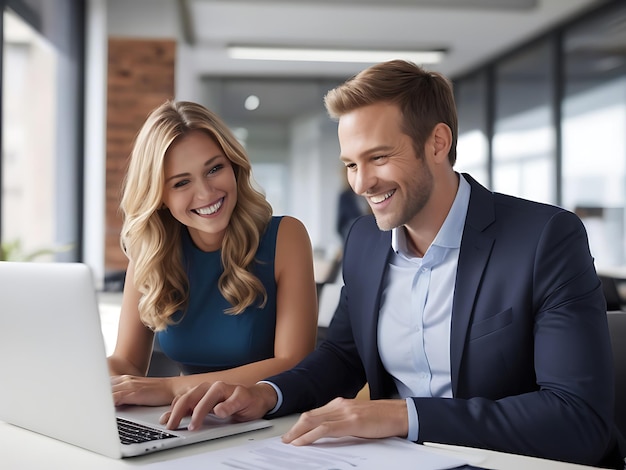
391, 173, 471, 255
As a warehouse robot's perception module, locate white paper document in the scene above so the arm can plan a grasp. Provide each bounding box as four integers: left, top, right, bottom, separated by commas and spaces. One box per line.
146, 435, 470, 469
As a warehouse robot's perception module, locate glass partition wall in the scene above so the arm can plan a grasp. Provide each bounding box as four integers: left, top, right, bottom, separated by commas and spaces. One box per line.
453, 0, 626, 267
561, 4, 626, 268
455, 70, 490, 188
492, 41, 557, 206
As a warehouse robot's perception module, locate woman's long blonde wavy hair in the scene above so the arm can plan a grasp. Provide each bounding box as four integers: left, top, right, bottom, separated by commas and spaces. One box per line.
120, 100, 273, 331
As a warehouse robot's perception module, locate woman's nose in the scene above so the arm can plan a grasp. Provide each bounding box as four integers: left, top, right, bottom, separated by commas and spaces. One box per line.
196, 179, 213, 200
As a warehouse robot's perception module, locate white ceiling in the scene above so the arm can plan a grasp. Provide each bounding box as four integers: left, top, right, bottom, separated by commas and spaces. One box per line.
173, 0, 612, 128
182, 0, 607, 78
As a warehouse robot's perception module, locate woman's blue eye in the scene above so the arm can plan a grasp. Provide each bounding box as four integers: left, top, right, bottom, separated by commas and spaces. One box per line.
208, 164, 224, 175
173, 180, 188, 188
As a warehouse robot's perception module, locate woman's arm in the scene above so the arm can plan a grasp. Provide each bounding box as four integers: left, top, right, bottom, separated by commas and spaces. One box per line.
107, 261, 155, 378
110, 216, 319, 406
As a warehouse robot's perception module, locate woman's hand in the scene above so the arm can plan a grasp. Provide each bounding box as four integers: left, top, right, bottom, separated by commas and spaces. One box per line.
110, 375, 177, 407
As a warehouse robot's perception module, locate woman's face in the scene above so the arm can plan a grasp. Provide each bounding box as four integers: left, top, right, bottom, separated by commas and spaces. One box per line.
162, 130, 237, 252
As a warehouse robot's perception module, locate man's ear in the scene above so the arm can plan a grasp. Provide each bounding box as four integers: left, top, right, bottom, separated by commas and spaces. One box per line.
431, 123, 453, 164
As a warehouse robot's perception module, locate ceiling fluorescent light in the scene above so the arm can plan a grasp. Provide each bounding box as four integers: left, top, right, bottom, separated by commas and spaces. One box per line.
228, 46, 445, 64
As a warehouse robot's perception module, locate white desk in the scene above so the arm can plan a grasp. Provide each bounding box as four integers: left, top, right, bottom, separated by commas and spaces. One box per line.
0, 414, 605, 470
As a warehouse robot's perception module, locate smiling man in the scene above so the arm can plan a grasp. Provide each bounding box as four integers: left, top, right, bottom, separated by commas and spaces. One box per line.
161, 60, 623, 468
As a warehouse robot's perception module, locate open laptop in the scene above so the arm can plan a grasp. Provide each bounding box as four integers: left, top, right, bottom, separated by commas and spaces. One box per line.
0, 261, 272, 458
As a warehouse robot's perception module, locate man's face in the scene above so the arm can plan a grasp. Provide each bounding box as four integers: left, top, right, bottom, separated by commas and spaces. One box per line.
338, 102, 433, 231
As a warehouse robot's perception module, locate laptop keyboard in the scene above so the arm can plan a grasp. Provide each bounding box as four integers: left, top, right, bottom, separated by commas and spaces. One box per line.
117, 417, 178, 445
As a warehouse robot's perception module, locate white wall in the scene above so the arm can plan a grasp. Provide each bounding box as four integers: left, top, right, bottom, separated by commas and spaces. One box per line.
289, 114, 342, 258
106, 0, 178, 36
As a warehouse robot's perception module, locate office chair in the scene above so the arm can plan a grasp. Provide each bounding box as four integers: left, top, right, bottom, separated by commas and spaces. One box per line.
601, 275, 623, 311
607, 311, 626, 445
146, 335, 181, 377
316, 282, 343, 347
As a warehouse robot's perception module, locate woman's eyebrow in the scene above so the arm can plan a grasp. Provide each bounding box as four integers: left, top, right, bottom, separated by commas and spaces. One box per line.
164, 155, 223, 182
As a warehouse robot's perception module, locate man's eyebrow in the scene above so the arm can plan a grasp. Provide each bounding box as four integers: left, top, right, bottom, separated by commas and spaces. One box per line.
165, 155, 223, 182
339, 145, 394, 163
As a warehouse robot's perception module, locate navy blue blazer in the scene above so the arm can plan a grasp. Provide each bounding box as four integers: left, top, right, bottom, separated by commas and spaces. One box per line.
267, 174, 617, 466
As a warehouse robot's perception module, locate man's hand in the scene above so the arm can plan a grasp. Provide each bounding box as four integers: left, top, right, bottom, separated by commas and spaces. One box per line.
160, 381, 278, 430
282, 398, 408, 445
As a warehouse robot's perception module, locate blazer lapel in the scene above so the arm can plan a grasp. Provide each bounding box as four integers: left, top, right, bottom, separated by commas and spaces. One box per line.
366, 238, 393, 396
450, 174, 496, 396
349, 220, 395, 398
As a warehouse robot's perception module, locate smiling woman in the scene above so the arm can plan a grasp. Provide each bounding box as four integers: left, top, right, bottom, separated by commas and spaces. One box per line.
106, 100, 318, 408
162, 131, 238, 252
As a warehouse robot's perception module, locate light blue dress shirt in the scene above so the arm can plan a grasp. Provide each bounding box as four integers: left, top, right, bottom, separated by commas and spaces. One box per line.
379, 174, 470, 441
263, 174, 471, 442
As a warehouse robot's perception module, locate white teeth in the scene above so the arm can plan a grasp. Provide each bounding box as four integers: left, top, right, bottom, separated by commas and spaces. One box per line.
194, 199, 223, 215
370, 191, 394, 204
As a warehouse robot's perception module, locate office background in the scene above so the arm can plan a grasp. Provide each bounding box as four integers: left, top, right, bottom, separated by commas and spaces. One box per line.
0, 0, 625, 288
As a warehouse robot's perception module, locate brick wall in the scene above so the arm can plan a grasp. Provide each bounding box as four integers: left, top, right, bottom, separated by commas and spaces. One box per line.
105, 38, 176, 273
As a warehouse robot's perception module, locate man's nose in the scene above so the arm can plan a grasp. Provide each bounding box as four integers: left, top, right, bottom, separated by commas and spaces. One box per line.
351, 167, 374, 196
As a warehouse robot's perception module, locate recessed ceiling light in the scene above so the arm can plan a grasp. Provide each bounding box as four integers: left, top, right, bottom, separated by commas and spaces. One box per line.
244, 94, 260, 111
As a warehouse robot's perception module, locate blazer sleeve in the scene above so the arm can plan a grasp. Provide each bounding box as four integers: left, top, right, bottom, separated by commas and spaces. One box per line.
264, 285, 368, 416
412, 209, 615, 466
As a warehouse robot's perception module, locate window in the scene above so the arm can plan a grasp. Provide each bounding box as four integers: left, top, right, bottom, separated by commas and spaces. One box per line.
455, 71, 490, 187
562, 3, 626, 267
1, 0, 84, 262
2, 9, 59, 261
493, 41, 556, 205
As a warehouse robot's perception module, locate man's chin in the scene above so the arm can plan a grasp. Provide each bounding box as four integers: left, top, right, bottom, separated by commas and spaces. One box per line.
373, 215, 395, 232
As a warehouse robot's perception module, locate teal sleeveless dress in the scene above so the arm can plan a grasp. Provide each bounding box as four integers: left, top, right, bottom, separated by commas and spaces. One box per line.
156, 216, 281, 375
